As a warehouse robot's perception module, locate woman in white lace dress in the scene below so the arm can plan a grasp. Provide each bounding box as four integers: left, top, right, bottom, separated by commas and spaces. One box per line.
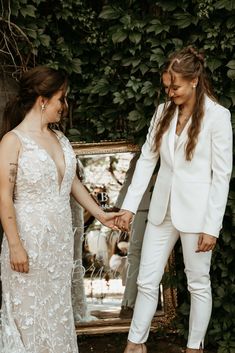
0, 66, 122, 353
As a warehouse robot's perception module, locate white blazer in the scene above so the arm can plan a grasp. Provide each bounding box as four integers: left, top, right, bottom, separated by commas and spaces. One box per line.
122, 96, 233, 237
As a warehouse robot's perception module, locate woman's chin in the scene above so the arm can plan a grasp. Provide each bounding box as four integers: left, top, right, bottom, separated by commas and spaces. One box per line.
173, 97, 183, 105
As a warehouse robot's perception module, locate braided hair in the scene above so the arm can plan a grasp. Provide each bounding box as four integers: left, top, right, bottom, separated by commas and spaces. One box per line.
154, 46, 216, 161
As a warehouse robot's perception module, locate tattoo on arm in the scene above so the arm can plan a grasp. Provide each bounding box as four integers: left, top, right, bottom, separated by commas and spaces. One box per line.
9, 163, 18, 183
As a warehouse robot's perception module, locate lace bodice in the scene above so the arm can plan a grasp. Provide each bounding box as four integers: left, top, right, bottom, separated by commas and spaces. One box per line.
13, 131, 75, 203
0, 130, 79, 353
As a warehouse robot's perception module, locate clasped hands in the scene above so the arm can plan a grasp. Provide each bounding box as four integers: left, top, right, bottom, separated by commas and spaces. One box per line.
114, 209, 134, 232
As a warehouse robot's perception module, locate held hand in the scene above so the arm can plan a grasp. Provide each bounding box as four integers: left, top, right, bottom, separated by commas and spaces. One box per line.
99, 211, 126, 230
9, 242, 29, 273
115, 209, 134, 232
196, 233, 217, 253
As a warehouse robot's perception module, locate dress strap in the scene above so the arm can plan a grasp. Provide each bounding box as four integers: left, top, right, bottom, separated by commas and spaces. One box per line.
11, 129, 25, 141
11, 130, 30, 151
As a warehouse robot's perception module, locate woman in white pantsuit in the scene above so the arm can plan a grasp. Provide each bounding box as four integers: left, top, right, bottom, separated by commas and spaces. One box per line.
116, 47, 233, 353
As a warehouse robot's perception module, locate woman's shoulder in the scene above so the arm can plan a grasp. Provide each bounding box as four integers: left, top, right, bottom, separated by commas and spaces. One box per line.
205, 95, 230, 116
0, 131, 21, 156
204, 97, 231, 134
156, 101, 169, 112
1, 130, 21, 146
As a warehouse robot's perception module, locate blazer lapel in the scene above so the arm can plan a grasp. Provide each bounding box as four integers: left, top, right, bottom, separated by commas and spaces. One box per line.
175, 116, 192, 152
175, 95, 214, 152
168, 108, 178, 164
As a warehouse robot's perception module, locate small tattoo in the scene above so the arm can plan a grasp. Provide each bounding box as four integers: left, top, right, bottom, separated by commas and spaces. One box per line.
9, 163, 18, 183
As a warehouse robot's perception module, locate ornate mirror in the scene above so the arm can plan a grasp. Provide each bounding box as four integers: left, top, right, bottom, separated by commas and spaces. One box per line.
71, 141, 177, 335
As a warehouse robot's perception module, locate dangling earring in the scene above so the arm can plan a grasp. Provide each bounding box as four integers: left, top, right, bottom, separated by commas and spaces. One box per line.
40, 104, 46, 129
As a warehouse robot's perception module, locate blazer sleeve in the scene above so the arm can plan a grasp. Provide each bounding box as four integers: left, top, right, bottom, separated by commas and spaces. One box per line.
121, 104, 163, 214
202, 107, 233, 237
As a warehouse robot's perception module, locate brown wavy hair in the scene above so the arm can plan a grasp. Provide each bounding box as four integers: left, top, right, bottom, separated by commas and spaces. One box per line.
154, 46, 216, 160
0, 66, 68, 140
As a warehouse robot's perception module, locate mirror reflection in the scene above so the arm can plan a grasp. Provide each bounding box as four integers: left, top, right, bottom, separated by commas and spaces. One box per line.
70, 148, 166, 328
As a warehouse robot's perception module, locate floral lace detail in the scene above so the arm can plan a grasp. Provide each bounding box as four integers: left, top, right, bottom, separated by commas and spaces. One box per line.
0, 130, 78, 353
70, 198, 97, 323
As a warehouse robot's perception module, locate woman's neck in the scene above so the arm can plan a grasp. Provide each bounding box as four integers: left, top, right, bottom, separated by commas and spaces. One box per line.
19, 110, 49, 134
179, 94, 196, 117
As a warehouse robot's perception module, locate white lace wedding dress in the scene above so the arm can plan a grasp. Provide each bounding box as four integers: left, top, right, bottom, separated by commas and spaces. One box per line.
0, 130, 79, 353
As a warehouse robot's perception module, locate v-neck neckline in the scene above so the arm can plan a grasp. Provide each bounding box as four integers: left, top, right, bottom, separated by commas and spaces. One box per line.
15, 129, 66, 193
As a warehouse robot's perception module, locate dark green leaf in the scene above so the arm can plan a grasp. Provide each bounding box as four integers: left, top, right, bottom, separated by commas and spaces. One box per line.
227, 60, 235, 70
99, 5, 120, 20
227, 69, 235, 80
129, 32, 142, 44
112, 30, 128, 43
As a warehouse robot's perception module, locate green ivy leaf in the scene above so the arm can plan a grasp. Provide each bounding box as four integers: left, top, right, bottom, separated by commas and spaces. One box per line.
68, 128, 80, 136
146, 21, 164, 35
155, 0, 178, 11
128, 110, 141, 121
226, 17, 235, 29
91, 78, 110, 96
173, 12, 195, 28
71, 58, 82, 74
150, 53, 165, 66
206, 58, 222, 73
129, 32, 142, 44
97, 126, 105, 134
227, 60, 235, 70
39, 34, 51, 47
139, 64, 149, 75
132, 59, 141, 68
113, 92, 125, 105
122, 57, 134, 66
135, 117, 147, 132
126, 77, 141, 92
141, 81, 155, 96
171, 38, 184, 49
20, 5, 36, 18
214, 0, 235, 11
112, 30, 128, 43
227, 69, 235, 80
99, 5, 120, 20
120, 14, 131, 27
112, 53, 122, 61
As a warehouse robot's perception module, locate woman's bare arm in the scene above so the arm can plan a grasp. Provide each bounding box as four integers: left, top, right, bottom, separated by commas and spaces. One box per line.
0, 132, 29, 273
71, 175, 123, 229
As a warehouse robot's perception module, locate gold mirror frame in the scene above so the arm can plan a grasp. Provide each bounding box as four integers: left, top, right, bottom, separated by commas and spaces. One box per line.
72, 140, 177, 335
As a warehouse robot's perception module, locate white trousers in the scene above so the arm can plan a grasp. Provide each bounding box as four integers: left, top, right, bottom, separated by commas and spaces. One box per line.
128, 207, 212, 349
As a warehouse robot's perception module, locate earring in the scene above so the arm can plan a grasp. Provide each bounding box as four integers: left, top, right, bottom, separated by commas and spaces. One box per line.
193, 85, 196, 88
41, 104, 45, 111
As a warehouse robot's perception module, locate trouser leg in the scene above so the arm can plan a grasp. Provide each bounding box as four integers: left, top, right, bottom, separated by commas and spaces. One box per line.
122, 210, 148, 308
128, 214, 179, 343
180, 233, 212, 349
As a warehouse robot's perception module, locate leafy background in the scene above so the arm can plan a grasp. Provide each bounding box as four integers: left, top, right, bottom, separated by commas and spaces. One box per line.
0, 0, 235, 352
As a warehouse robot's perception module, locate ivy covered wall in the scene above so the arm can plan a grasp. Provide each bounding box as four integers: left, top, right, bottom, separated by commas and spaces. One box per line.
1, 1, 235, 352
